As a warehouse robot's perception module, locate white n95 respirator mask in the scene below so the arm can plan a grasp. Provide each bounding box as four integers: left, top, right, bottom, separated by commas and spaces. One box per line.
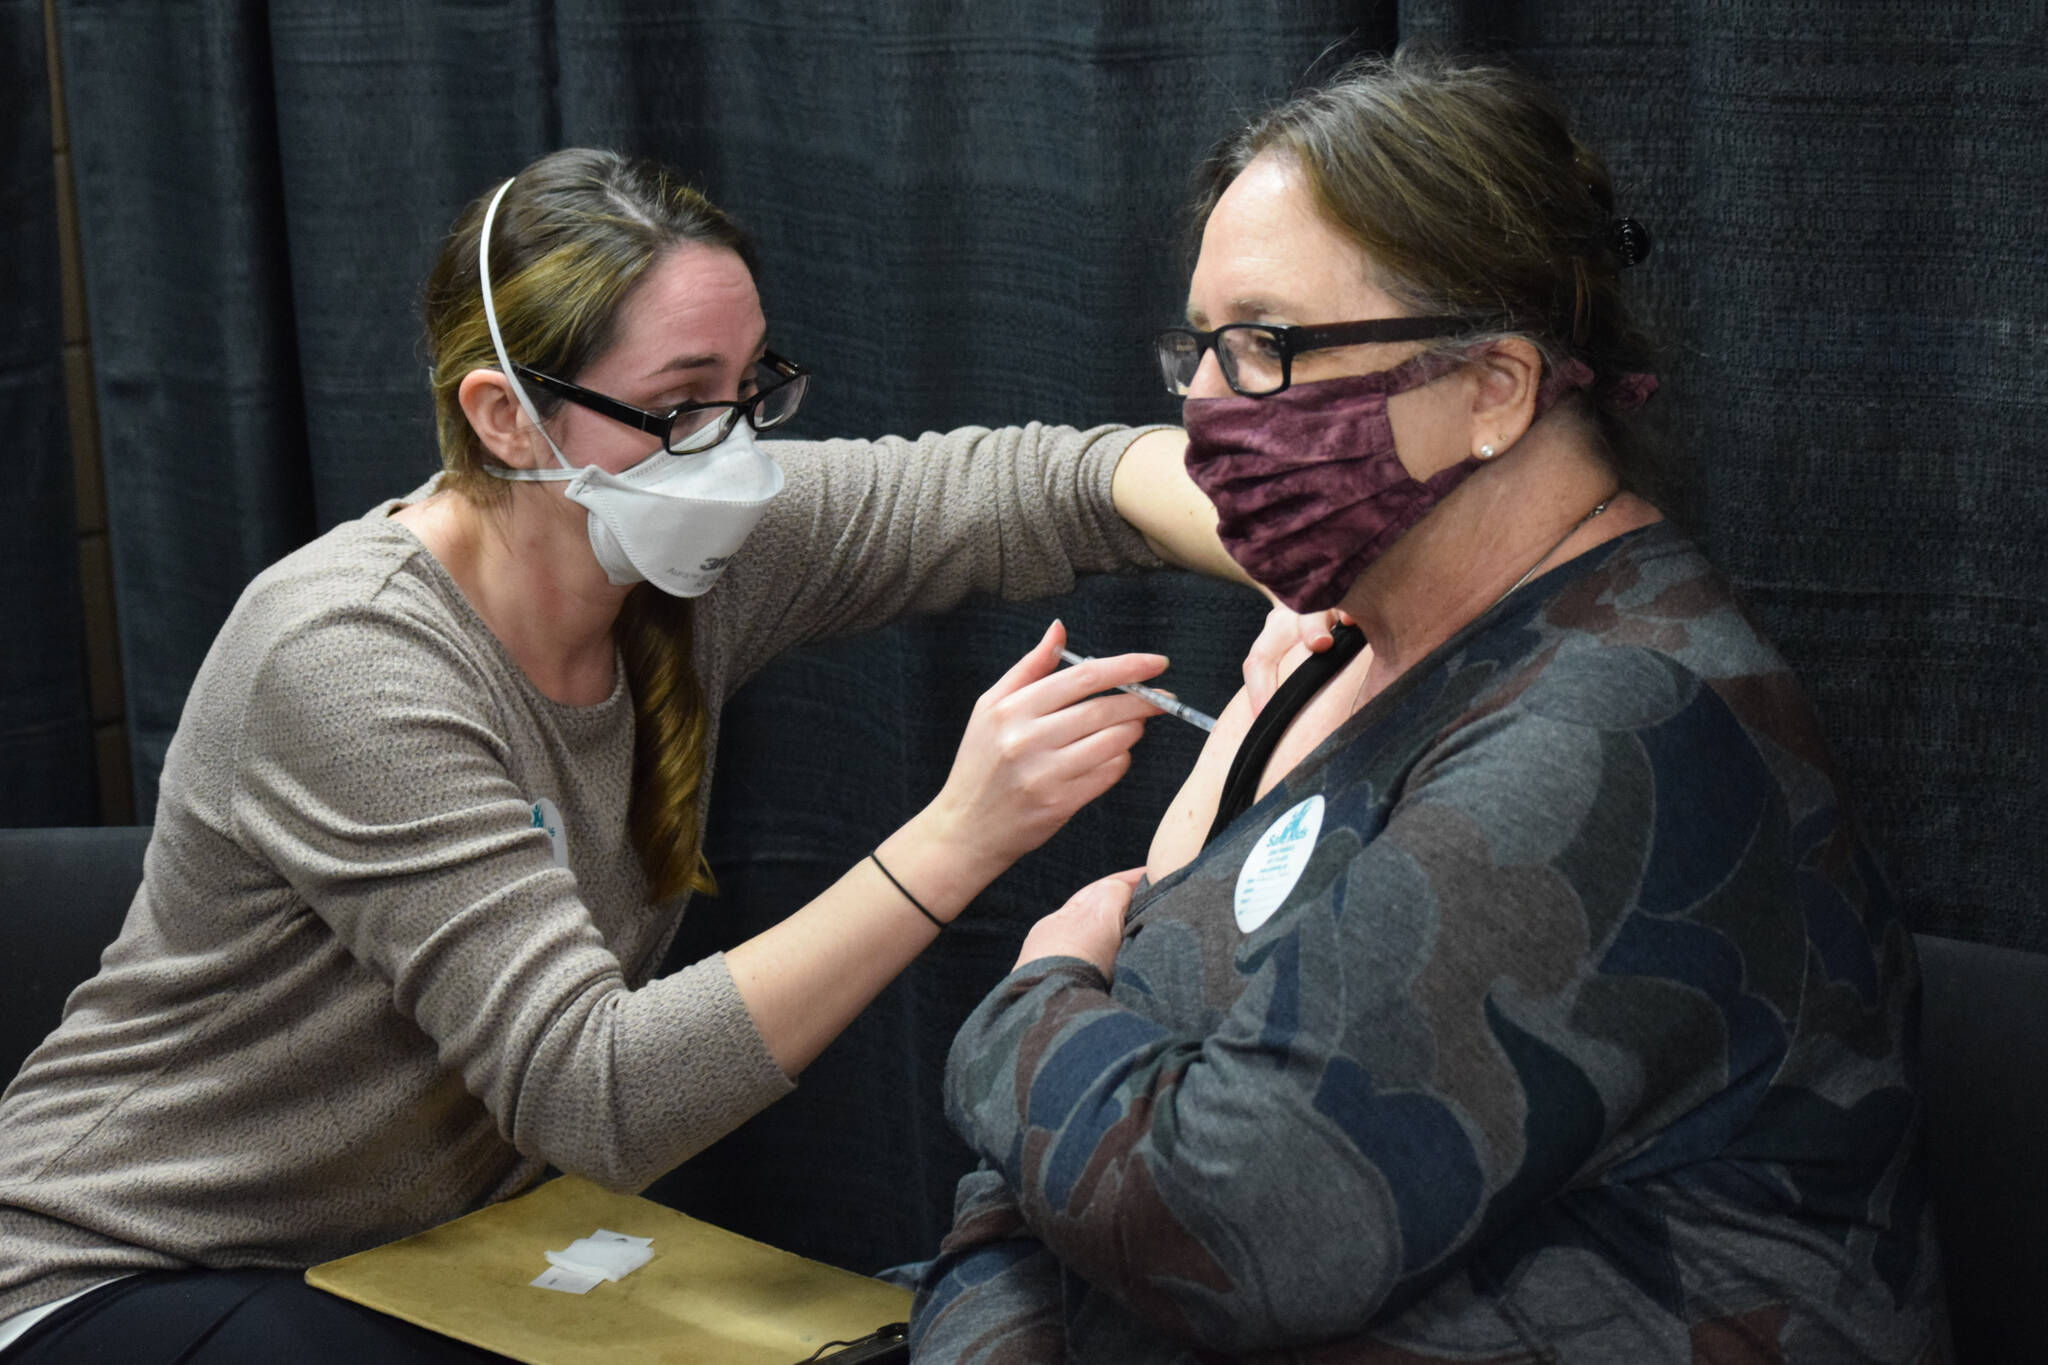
546, 425, 781, 594
472, 176, 783, 597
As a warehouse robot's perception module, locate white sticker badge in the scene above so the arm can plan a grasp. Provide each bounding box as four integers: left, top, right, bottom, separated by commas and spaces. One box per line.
531, 797, 569, 868
1233, 794, 1325, 933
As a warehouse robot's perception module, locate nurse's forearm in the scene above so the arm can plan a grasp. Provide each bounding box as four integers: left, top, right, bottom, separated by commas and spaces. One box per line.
723, 806, 1008, 1078
721, 624, 1164, 1077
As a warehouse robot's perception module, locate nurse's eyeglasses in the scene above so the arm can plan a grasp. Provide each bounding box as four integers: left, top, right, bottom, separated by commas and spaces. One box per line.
1153, 317, 1475, 397
513, 351, 810, 453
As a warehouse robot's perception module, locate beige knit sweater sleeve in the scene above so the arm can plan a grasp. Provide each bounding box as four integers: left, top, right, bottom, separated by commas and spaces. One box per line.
703, 422, 1168, 695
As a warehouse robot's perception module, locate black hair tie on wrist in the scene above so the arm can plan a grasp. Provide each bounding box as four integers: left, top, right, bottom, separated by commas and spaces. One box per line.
870, 852, 944, 931
1610, 216, 1653, 268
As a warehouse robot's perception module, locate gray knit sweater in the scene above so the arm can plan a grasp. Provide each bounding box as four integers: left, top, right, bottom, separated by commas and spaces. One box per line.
0, 423, 1162, 1321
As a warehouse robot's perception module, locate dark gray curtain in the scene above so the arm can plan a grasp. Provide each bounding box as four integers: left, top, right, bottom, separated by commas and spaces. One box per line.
19, 0, 2045, 1270
50, 0, 1380, 816
1436, 2, 2048, 959
2, 0, 95, 825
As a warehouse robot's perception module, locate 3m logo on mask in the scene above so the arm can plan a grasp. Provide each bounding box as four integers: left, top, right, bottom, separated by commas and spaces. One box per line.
656, 552, 740, 592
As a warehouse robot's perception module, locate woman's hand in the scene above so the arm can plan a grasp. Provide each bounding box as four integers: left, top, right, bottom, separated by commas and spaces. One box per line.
1243, 605, 1354, 715
1015, 868, 1146, 977
924, 621, 1165, 876
728, 624, 1161, 1080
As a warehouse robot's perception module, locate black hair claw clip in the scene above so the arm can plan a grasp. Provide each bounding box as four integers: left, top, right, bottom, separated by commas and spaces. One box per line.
1609, 216, 1653, 268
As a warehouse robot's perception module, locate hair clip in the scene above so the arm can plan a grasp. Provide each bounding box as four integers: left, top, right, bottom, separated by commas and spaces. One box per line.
1609, 217, 1653, 268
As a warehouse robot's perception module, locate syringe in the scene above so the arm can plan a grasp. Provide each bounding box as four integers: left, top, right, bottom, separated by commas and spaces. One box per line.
1057, 646, 1217, 733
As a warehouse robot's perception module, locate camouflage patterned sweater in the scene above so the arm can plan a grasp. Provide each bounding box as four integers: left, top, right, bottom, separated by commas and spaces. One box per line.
914, 524, 1949, 1363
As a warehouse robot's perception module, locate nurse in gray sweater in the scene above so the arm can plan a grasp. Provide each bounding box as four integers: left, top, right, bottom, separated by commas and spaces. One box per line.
0, 148, 1246, 1362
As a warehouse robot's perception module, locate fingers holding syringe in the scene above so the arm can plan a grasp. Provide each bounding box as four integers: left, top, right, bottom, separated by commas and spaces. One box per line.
934, 653, 1163, 865
947, 717, 1146, 867
988, 634, 1175, 781
979, 621, 1170, 719
949, 691, 1153, 840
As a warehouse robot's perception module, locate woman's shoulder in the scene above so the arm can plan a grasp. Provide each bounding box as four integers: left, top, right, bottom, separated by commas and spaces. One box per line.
235, 474, 444, 604
198, 513, 498, 718
1482, 526, 1848, 813
159, 512, 506, 827
1524, 526, 1799, 700
238, 512, 459, 632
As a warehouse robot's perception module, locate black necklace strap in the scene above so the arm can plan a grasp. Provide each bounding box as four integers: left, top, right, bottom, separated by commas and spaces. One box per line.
1204, 623, 1368, 845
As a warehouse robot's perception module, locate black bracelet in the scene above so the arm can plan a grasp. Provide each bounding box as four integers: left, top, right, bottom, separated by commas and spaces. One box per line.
869, 852, 944, 931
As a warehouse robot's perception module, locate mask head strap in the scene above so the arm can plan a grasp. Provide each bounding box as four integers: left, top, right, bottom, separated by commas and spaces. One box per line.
477, 175, 577, 482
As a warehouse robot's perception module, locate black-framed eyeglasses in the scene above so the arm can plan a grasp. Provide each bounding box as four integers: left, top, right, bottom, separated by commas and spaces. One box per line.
513, 351, 810, 454
1153, 317, 1476, 397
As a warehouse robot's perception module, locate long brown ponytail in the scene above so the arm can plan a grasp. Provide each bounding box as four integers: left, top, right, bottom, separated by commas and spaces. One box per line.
616, 586, 716, 899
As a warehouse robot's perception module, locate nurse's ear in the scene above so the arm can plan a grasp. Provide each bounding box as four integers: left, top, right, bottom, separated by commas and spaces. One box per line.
459, 368, 547, 470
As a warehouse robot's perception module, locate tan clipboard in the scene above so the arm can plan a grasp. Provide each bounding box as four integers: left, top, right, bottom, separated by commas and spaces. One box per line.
305, 1174, 911, 1365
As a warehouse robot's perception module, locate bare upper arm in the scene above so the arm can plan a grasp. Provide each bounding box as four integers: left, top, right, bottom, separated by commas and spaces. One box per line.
1144, 634, 1375, 879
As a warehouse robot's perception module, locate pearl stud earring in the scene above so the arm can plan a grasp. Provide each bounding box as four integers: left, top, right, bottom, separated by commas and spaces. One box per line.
1477, 443, 1496, 460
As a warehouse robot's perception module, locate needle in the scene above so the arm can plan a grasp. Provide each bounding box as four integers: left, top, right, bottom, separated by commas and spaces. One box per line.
1057, 646, 1216, 732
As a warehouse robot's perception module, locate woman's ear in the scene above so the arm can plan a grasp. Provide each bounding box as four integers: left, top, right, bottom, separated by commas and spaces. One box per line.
1466, 337, 1543, 460
457, 368, 540, 469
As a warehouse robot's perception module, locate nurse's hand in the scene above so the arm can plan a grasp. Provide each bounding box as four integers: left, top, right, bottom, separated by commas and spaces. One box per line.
926, 620, 1163, 872
1015, 868, 1145, 978
1243, 604, 1353, 714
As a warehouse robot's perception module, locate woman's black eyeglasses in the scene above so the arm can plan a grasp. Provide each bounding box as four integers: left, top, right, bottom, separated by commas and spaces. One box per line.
1153, 317, 1475, 397
513, 351, 810, 453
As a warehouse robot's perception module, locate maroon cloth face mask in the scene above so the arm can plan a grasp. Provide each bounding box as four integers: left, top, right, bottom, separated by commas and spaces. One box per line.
1182, 351, 1649, 612
1182, 351, 1476, 612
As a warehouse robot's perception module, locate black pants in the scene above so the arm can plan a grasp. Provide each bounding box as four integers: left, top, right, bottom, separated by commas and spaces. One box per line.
4, 1269, 513, 1364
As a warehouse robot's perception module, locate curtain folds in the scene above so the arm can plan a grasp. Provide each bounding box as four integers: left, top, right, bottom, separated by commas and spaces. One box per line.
45, 0, 2036, 932
52, 0, 1382, 819
2, 0, 94, 825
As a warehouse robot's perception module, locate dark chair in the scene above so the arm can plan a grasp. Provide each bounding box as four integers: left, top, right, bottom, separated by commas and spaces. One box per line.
1914, 933, 2048, 1362
0, 824, 151, 1083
